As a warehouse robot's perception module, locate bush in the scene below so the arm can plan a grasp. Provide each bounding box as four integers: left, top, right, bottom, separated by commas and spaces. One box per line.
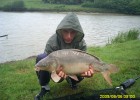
3, 0, 26, 11
92, 0, 140, 14
111, 29, 140, 44
81, 2, 94, 8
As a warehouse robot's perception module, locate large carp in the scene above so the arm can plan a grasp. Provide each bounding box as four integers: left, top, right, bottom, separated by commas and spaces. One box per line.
35, 49, 119, 86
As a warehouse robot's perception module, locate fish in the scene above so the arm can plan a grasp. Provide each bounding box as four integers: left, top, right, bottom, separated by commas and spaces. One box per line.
35, 49, 119, 86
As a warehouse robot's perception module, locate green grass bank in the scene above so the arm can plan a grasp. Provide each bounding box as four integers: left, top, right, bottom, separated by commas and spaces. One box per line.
0, 0, 126, 14
0, 39, 140, 100
0, 0, 140, 14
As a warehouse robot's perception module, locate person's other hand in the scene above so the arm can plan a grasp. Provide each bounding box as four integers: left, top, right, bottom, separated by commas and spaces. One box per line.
81, 65, 94, 78
56, 66, 67, 78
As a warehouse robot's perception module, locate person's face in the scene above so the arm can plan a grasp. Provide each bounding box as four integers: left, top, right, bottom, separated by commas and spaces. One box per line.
61, 29, 76, 43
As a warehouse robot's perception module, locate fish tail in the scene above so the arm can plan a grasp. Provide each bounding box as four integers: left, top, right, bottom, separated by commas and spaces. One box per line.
101, 71, 112, 86
108, 64, 119, 73
101, 64, 119, 86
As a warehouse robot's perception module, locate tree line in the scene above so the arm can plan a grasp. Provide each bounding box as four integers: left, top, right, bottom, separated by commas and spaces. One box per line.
91, 0, 140, 14
42, 0, 140, 14
42, 0, 94, 4
1, 0, 140, 14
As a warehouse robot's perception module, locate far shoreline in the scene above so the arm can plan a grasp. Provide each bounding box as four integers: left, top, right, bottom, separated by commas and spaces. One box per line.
0, 10, 134, 16
1, 5, 139, 15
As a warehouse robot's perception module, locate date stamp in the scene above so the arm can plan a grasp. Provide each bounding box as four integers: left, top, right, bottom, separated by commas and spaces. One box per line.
100, 95, 136, 99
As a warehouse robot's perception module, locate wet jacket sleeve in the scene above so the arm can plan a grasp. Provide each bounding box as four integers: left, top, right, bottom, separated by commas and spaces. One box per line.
44, 35, 59, 54
78, 39, 87, 51
44, 43, 55, 54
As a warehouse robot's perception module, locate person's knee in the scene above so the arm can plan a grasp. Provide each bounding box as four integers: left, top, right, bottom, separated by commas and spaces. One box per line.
39, 70, 51, 86
35, 53, 48, 81
36, 53, 47, 63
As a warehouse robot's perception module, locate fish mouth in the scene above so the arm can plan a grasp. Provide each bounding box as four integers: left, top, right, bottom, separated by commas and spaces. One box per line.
34, 67, 40, 71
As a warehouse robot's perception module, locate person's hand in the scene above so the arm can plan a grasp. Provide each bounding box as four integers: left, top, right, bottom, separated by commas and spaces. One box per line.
81, 65, 94, 78
56, 66, 67, 78
56, 65, 94, 78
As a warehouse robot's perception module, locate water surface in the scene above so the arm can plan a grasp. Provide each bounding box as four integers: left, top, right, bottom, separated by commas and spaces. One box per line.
0, 12, 140, 63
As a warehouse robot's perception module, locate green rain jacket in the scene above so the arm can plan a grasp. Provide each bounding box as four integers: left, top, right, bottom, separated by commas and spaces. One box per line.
44, 12, 87, 54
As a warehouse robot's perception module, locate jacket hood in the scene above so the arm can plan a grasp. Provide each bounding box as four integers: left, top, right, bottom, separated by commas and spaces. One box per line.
56, 12, 84, 43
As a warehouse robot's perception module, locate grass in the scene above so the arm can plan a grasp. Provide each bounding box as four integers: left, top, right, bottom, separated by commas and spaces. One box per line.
111, 29, 140, 44
0, 39, 140, 100
0, 0, 117, 13
0, 0, 140, 15
24, 2, 115, 13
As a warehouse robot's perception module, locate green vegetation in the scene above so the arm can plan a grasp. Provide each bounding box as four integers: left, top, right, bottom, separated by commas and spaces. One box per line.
42, 0, 85, 5
111, 29, 140, 44
0, 0, 108, 12
2, 1, 26, 11
91, 0, 140, 14
0, 30, 140, 99
0, 0, 140, 14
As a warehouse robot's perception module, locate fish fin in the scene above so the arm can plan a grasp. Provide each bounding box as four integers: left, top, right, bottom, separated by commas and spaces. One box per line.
71, 49, 100, 61
69, 75, 79, 81
51, 71, 61, 83
101, 71, 112, 86
109, 64, 119, 73
70, 49, 86, 53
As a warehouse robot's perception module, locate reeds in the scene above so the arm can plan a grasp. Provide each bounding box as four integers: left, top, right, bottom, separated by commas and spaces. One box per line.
111, 29, 140, 44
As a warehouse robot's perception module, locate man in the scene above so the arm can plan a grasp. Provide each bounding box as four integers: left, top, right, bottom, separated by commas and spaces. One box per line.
35, 12, 94, 100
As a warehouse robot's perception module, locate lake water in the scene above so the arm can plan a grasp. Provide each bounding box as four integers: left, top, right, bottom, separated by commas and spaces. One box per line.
0, 12, 140, 63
